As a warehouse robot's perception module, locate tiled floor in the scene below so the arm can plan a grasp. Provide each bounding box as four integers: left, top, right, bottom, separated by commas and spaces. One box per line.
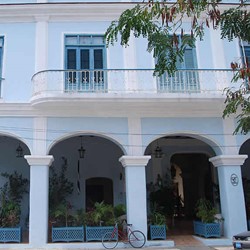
167, 218, 204, 246
168, 235, 204, 246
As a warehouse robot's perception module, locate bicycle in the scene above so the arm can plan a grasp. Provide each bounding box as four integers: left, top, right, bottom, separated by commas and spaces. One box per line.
102, 222, 146, 249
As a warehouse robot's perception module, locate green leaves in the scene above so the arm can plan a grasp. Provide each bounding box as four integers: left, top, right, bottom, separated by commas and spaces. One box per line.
220, 8, 250, 42
223, 86, 250, 134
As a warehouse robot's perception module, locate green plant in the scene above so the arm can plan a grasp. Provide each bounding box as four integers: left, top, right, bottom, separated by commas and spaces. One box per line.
53, 202, 75, 227
150, 211, 166, 226
195, 198, 217, 223
49, 158, 74, 220
87, 201, 115, 226
113, 204, 126, 218
0, 171, 29, 227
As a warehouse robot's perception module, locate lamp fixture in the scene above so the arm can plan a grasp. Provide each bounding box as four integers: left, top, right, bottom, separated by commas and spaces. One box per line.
154, 141, 163, 158
78, 136, 85, 159
16, 143, 23, 158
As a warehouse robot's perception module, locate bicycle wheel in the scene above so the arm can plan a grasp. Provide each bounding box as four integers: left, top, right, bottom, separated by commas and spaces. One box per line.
128, 230, 146, 248
102, 232, 118, 249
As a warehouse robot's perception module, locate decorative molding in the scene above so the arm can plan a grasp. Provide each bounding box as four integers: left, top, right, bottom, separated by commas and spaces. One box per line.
119, 155, 151, 167
209, 155, 248, 167
24, 155, 54, 166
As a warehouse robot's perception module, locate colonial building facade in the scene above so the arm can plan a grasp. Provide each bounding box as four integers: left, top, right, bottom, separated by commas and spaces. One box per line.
0, 0, 249, 249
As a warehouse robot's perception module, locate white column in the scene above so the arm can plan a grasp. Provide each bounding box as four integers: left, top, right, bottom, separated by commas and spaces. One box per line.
210, 29, 227, 68
209, 155, 248, 238
119, 156, 151, 239
35, 17, 48, 72
24, 155, 54, 247
128, 117, 143, 156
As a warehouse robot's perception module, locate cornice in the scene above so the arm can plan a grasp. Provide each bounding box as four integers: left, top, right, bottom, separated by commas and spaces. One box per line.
0, 2, 136, 23
0, 2, 248, 23
209, 155, 248, 167
0, 96, 227, 117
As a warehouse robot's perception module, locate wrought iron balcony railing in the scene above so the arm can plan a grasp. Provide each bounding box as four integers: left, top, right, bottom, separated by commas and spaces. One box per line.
31, 69, 238, 97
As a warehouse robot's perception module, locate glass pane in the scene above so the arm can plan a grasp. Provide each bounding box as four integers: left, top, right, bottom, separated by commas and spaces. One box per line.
0, 37, 4, 47
81, 49, 90, 69
92, 36, 105, 45
244, 47, 250, 65
184, 49, 195, 69
67, 49, 77, 69
94, 49, 103, 69
79, 36, 91, 45
65, 36, 78, 45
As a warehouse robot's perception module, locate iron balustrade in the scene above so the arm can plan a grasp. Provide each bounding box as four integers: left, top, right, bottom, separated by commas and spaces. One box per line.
31, 69, 240, 97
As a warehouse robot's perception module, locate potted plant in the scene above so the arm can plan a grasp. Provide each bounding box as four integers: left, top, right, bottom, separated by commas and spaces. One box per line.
51, 202, 84, 242
85, 201, 116, 242
0, 171, 29, 243
193, 198, 222, 238
49, 159, 84, 242
149, 210, 167, 240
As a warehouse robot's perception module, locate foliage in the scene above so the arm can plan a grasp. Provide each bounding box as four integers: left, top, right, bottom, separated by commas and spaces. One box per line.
150, 187, 176, 217
223, 71, 250, 134
149, 210, 166, 226
52, 202, 75, 227
49, 157, 74, 213
1, 171, 29, 204
105, 0, 250, 134
105, 0, 249, 75
113, 203, 126, 218
0, 171, 29, 227
74, 203, 125, 227
195, 198, 217, 223
86, 201, 116, 226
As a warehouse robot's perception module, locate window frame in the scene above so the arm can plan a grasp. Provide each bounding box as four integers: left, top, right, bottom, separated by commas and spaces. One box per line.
0, 36, 4, 98
64, 34, 107, 92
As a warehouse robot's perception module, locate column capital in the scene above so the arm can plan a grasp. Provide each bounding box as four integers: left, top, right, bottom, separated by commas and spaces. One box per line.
209, 154, 248, 167
24, 155, 54, 166
119, 155, 151, 167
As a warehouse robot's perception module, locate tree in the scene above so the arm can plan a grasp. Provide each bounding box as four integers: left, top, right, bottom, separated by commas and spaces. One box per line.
105, 0, 250, 133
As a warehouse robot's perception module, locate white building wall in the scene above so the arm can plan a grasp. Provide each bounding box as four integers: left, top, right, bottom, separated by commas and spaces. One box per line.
0, 1, 249, 248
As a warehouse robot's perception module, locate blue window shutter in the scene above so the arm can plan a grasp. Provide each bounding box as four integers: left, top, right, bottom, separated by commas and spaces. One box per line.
184, 48, 195, 69
80, 49, 90, 70
66, 49, 77, 69
94, 49, 103, 69
244, 46, 250, 65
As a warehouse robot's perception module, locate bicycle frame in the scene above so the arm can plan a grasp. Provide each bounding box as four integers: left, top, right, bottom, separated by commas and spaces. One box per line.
102, 222, 146, 249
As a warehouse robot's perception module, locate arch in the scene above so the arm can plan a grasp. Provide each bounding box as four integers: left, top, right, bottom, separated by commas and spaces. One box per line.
0, 131, 32, 155
144, 132, 223, 156
47, 131, 127, 156
144, 132, 220, 235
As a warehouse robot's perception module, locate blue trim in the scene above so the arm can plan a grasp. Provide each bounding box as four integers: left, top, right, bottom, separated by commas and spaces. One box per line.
193, 221, 221, 238
85, 226, 115, 242
0, 227, 21, 243
149, 225, 166, 240
52, 226, 84, 242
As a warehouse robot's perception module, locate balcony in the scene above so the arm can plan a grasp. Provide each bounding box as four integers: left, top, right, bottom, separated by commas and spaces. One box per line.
30, 69, 238, 107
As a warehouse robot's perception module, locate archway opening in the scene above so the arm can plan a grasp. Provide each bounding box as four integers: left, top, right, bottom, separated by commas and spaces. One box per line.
86, 177, 113, 210
0, 135, 30, 243
145, 135, 219, 237
48, 134, 125, 237
240, 138, 250, 229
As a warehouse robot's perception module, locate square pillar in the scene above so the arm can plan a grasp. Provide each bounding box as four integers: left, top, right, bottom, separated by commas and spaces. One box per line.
25, 155, 54, 247
209, 155, 248, 238
119, 155, 151, 239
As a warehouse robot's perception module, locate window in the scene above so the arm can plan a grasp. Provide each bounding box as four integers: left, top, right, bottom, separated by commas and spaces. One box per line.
65, 35, 106, 92
0, 37, 4, 97
241, 42, 250, 67
158, 36, 199, 93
